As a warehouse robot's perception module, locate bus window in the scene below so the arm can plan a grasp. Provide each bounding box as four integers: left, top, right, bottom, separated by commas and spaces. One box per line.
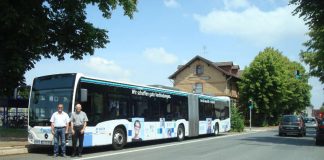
214, 101, 229, 120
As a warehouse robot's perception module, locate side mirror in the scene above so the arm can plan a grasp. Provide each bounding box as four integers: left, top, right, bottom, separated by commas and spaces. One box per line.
80, 89, 88, 102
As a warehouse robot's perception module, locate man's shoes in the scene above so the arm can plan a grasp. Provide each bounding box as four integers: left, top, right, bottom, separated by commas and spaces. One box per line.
78, 153, 82, 157
53, 154, 58, 158
71, 153, 76, 157
62, 153, 66, 157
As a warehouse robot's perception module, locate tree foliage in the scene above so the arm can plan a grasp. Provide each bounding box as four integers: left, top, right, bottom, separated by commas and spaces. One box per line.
16, 86, 31, 100
320, 106, 324, 112
290, 0, 324, 84
231, 104, 245, 132
238, 47, 311, 126
0, 0, 137, 97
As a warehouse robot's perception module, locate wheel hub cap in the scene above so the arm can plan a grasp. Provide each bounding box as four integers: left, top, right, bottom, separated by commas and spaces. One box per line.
179, 129, 183, 138
114, 133, 123, 144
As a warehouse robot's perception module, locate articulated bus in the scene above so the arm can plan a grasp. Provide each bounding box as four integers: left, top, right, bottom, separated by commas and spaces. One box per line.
28, 73, 230, 149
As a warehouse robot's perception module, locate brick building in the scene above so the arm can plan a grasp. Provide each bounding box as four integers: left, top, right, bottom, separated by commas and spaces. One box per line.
169, 55, 242, 105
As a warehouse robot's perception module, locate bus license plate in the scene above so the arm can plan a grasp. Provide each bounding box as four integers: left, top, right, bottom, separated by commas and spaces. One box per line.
41, 140, 52, 145
34, 140, 41, 144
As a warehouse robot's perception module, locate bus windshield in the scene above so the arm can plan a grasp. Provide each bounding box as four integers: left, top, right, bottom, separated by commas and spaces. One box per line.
29, 74, 76, 127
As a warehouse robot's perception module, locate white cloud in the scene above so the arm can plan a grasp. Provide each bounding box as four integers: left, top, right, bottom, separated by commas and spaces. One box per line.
143, 47, 178, 64
164, 0, 179, 8
309, 77, 324, 109
85, 57, 131, 81
193, 5, 308, 45
224, 0, 250, 10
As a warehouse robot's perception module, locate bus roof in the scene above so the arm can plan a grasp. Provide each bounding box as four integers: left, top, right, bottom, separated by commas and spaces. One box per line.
80, 74, 189, 97
33, 73, 230, 100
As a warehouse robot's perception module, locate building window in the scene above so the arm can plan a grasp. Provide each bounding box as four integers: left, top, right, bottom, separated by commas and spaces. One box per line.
196, 65, 204, 75
193, 83, 203, 94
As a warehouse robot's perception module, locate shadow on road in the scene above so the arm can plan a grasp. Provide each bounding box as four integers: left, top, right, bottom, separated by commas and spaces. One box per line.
240, 131, 318, 147
27, 134, 226, 157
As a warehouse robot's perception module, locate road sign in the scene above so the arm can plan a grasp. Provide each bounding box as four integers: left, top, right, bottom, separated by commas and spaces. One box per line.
248, 99, 253, 109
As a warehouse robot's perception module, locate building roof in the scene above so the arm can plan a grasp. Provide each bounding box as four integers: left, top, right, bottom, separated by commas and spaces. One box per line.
232, 65, 240, 70
213, 62, 233, 66
169, 55, 242, 79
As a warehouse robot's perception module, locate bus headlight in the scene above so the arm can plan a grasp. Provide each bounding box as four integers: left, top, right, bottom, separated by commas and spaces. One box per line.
28, 133, 34, 141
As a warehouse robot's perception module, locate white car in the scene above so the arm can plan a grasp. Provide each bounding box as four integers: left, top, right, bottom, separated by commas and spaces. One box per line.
304, 117, 318, 133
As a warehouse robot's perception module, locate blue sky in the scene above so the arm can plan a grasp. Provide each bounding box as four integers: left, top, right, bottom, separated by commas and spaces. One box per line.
25, 0, 323, 108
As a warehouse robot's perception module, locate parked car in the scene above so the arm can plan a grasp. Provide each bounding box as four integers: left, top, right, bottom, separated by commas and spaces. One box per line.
279, 115, 306, 137
304, 117, 318, 133
315, 118, 324, 145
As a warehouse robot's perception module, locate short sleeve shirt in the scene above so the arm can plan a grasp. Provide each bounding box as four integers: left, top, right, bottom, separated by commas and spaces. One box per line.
70, 111, 88, 126
50, 111, 70, 127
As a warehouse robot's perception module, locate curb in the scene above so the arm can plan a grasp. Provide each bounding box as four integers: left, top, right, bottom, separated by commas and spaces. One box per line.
0, 146, 28, 156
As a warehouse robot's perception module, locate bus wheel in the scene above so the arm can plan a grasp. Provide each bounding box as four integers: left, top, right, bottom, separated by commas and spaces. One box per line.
112, 127, 126, 150
177, 125, 185, 141
214, 123, 219, 136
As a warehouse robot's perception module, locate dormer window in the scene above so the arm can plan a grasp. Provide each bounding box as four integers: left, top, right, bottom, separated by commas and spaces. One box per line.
196, 65, 204, 75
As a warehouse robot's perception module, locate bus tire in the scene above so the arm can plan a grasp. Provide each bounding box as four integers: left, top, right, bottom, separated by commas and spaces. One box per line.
315, 138, 321, 145
214, 123, 219, 136
177, 124, 185, 141
112, 127, 126, 150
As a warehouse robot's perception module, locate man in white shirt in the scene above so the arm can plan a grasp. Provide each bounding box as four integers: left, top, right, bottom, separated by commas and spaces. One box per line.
50, 104, 69, 157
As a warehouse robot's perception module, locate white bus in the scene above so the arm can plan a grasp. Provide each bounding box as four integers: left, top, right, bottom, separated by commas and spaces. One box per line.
28, 73, 231, 149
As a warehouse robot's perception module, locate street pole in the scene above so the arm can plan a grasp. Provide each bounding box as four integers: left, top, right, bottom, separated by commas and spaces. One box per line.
250, 108, 251, 131
248, 99, 253, 131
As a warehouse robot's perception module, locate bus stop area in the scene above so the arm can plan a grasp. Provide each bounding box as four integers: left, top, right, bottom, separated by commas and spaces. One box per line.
0, 97, 29, 156
0, 98, 28, 128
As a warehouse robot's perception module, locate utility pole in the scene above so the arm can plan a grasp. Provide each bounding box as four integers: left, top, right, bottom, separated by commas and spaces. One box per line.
250, 106, 252, 131
248, 99, 253, 131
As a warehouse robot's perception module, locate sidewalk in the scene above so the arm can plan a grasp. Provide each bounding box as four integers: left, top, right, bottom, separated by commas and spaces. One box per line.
243, 126, 278, 132
0, 137, 28, 156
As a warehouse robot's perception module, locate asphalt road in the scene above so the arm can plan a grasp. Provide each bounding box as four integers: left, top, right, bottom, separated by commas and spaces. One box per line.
2, 130, 323, 160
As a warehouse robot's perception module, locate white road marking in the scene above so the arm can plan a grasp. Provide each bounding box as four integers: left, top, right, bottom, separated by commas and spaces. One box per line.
79, 131, 262, 160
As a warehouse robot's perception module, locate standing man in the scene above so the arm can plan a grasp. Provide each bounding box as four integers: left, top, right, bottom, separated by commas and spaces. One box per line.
70, 103, 88, 157
50, 104, 70, 157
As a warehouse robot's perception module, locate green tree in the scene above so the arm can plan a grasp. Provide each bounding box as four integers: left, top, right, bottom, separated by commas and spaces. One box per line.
16, 86, 30, 99
0, 0, 137, 97
320, 106, 324, 112
290, 0, 324, 84
231, 104, 245, 132
238, 47, 311, 126
284, 61, 311, 114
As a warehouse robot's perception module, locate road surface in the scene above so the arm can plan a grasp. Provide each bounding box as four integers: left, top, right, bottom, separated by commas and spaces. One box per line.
2, 130, 323, 160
